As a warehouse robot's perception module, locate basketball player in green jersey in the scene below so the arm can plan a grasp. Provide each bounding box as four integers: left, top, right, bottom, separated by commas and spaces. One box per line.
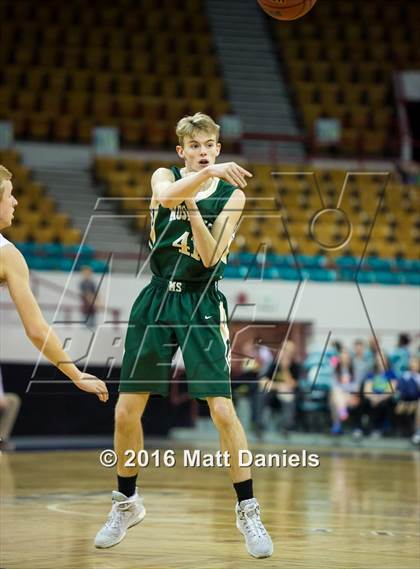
0, 165, 108, 401
95, 114, 273, 558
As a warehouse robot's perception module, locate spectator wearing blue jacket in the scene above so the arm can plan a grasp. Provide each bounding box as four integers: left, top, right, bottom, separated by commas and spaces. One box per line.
362, 352, 398, 436
394, 356, 420, 444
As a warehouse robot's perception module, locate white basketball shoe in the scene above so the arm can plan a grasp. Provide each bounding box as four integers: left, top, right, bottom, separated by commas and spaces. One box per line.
236, 498, 273, 558
94, 489, 145, 548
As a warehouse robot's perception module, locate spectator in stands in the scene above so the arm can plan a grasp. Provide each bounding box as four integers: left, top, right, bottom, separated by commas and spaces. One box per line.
390, 333, 411, 378
330, 340, 343, 368
255, 341, 301, 437
79, 266, 100, 329
394, 356, 420, 444
352, 339, 373, 387
232, 339, 262, 434
362, 352, 397, 437
330, 348, 359, 435
397, 160, 420, 185
300, 344, 336, 432
255, 342, 274, 378
0, 366, 21, 450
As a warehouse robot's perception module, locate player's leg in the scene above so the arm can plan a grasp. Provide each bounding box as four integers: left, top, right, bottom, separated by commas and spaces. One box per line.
179, 287, 273, 558
95, 283, 175, 549
114, 393, 150, 482
207, 396, 251, 483
95, 393, 149, 549
0, 392, 21, 449
178, 287, 252, 484
207, 396, 273, 558
412, 400, 420, 444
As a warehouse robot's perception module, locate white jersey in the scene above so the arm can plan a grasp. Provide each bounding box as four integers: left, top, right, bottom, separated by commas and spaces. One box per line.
0, 233, 12, 249
0, 233, 13, 287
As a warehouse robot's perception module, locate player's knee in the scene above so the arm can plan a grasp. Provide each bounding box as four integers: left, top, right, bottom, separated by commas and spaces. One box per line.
114, 402, 138, 432
209, 399, 236, 430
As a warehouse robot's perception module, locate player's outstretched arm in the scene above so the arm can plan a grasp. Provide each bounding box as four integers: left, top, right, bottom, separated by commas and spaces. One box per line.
152, 163, 251, 209
1, 246, 108, 402
186, 188, 246, 268
152, 167, 210, 209
206, 162, 252, 188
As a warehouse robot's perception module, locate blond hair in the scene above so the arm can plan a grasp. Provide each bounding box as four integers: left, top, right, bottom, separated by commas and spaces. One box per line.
176, 113, 220, 146
0, 165, 12, 200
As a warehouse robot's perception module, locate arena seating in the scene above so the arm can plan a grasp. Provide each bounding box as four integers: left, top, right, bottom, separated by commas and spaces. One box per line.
0, 149, 107, 271
0, 150, 83, 245
270, 0, 420, 156
0, 0, 230, 149
94, 156, 420, 284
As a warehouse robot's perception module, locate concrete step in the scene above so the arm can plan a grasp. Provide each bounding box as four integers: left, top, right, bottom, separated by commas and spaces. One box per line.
206, 0, 304, 159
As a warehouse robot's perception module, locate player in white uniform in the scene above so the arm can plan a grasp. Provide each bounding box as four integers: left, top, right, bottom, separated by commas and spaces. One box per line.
0, 164, 108, 401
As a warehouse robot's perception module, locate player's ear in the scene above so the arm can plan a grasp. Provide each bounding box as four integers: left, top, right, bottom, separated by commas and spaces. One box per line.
176, 145, 184, 159
215, 142, 221, 156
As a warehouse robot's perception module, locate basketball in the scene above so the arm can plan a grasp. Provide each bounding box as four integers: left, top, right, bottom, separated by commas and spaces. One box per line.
257, 0, 317, 21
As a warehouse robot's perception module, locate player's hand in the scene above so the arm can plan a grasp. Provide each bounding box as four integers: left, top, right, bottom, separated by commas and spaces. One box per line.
73, 373, 109, 402
184, 198, 197, 210
207, 162, 252, 189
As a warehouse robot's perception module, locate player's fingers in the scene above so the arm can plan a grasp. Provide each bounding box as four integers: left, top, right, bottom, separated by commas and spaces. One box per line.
98, 390, 108, 402
238, 166, 253, 178
224, 172, 241, 187
232, 166, 247, 186
232, 163, 252, 178
227, 168, 247, 188
232, 175, 246, 188
232, 173, 247, 188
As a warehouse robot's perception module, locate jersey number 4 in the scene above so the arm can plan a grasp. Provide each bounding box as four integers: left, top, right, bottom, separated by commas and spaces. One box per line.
172, 231, 201, 261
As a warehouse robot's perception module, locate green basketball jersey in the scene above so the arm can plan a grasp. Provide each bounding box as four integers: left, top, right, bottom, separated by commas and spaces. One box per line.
149, 165, 237, 282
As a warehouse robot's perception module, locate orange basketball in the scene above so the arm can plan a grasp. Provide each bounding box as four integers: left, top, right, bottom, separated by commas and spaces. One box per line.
257, 0, 317, 21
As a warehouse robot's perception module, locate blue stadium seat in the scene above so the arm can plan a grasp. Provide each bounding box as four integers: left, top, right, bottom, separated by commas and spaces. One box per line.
278, 267, 304, 280
223, 265, 238, 278
266, 252, 280, 265
265, 266, 281, 279
394, 258, 411, 271
402, 273, 420, 286
15, 242, 35, 257
374, 271, 404, 285
90, 260, 108, 273
296, 254, 327, 268
274, 254, 296, 268
335, 255, 359, 268
306, 268, 337, 281
366, 256, 394, 270
238, 251, 257, 265
35, 243, 64, 257
338, 268, 357, 282
394, 258, 420, 272
66, 244, 95, 260
57, 258, 75, 271
27, 257, 58, 271
356, 271, 377, 283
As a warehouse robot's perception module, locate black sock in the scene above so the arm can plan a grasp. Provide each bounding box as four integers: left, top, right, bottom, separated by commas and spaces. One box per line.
234, 478, 254, 503
117, 474, 138, 498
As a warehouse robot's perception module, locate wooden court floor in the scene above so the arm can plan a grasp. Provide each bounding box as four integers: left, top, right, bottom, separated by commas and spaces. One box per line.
1, 447, 419, 569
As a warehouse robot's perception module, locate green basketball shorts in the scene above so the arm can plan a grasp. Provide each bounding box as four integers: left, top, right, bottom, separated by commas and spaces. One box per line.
119, 275, 232, 399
